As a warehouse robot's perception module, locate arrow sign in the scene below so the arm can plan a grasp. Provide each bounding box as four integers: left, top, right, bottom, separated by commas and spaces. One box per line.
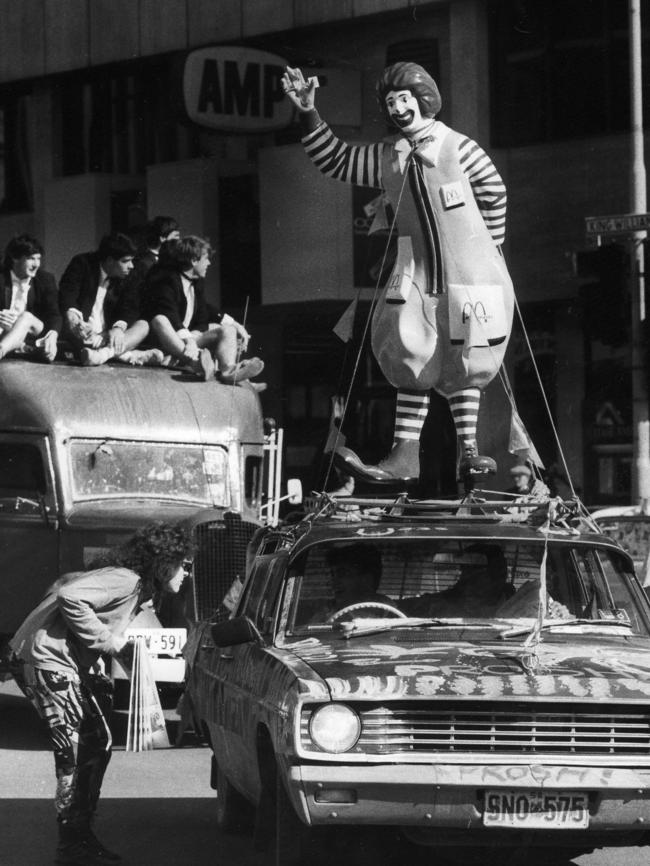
585, 213, 650, 235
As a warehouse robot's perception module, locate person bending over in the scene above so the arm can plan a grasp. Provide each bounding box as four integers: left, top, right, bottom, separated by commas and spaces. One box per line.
10, 521, 194, 866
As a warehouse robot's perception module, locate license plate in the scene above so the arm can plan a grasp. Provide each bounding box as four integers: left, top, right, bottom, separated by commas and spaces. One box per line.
483, 790, 589, 829
125, 628, 187, 656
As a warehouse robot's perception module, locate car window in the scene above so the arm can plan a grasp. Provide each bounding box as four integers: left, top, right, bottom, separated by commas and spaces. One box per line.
285, 538, 650, 636
238, 555, 286, 635
0, 442, 46, 494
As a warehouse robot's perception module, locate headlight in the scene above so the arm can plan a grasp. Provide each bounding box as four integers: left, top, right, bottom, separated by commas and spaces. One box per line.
309, 704, 361, 753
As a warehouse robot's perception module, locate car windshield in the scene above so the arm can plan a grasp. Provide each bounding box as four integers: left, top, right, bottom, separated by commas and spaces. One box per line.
285, 537, 650, 637
69, 439, 229, 506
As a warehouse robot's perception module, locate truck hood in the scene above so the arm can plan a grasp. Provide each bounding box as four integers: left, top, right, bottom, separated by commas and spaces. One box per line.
64, 500, 216, 528
287, 633, 650, 703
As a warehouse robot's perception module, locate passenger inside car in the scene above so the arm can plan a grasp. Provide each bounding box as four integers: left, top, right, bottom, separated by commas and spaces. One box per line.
402, 544, 514, 618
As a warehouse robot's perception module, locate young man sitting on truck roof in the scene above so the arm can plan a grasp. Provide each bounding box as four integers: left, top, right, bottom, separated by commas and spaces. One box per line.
0, 234, 61, 363
142, 235, 264, 384
59, 232, 163, 367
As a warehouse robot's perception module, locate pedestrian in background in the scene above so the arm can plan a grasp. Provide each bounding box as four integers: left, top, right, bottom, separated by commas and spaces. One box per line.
0, 234, 61, 362
10, 521, 194, 866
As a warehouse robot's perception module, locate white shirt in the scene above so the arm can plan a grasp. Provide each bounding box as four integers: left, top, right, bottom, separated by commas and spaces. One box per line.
89, 268, 109, 334
9, 271, 31, 314
181, 273, 195, 330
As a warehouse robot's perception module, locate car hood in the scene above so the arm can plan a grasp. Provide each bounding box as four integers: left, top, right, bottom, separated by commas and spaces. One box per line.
286, 632, 650, 703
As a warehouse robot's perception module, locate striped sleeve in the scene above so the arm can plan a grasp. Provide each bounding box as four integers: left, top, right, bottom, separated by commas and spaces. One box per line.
458, 136, 507, 246
302, 121, 383, 188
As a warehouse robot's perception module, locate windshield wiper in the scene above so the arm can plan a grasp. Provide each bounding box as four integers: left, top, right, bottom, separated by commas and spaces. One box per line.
500, 618, 634, 639
340, 617, 508, 640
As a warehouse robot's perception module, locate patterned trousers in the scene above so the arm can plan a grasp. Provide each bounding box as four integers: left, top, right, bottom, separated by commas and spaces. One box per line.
15, 663, 113, 826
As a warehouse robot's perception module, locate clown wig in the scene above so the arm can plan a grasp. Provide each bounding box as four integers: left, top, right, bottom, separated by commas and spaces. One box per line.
376, 62, 442, 122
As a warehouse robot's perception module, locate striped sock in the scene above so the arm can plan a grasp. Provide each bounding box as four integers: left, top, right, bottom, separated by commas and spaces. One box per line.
448, 388, 481, 452
393, 389, 429, 443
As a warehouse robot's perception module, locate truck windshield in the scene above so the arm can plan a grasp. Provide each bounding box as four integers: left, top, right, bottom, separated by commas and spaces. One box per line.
69, 439, 228, 506
287, 538, 650, 637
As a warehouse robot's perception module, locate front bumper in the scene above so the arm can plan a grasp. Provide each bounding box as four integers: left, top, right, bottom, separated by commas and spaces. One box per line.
288, 761, 650, 834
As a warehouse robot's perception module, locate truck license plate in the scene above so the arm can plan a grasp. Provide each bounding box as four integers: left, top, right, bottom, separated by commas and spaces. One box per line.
125, 628, 187, 656
483, 790, 589, 829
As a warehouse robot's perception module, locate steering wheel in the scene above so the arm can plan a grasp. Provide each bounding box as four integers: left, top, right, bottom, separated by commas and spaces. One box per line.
328, 601, 408, 624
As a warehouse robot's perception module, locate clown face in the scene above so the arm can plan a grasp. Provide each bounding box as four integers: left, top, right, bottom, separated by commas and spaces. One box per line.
385, 89, 431, 136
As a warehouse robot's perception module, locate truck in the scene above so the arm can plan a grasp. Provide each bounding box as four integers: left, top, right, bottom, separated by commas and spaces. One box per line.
0, 357, 295, 687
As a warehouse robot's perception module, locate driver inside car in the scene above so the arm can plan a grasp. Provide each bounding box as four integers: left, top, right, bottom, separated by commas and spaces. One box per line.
315, 543, 396, 623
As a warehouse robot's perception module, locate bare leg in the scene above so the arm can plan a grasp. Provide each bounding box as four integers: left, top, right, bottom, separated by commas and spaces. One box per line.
149, 315, 214, 380
197, 324, 264, 383
118, 320, 150, 354
149, 315, 188, 361
0, 312, 43, 359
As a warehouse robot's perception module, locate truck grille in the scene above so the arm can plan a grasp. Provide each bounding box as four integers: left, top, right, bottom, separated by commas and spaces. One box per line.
190, 514, 258, 621
301, 702, 650, 755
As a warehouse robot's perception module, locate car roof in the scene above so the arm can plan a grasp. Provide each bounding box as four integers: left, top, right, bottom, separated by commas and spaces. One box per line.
275, 496, 630, 563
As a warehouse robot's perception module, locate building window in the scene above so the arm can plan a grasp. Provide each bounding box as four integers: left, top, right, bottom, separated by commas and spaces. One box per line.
54, 58, 200, 177
0, 91, 33, 213
489, 0, 634, 146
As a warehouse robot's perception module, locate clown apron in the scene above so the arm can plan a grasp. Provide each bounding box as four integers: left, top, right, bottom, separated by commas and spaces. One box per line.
371, 122, 514, 398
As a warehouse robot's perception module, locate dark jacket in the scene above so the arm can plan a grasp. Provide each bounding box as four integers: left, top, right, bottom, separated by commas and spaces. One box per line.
142, 264, 215, 333
10, 566, 142, 674
123, 249, 158, 298
0, 268, 62, 334
58, 251, 140, 328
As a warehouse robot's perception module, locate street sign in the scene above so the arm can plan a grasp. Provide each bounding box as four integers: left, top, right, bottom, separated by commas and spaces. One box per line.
585, 213, 650, 236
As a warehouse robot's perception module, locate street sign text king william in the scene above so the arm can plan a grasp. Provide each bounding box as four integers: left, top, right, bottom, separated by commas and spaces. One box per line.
586, 213, 650, 236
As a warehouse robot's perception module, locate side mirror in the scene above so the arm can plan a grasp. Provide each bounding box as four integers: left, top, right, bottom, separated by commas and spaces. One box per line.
211, 616, 260, 647
287, 477, 303, 505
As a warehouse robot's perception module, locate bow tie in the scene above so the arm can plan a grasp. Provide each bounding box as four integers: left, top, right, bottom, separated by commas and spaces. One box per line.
393, 122, 449, 172
412, 135, 436, 149
393, 131, 443, 171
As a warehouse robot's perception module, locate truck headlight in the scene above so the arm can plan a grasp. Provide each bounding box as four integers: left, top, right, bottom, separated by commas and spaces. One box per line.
309, 704, 361, 753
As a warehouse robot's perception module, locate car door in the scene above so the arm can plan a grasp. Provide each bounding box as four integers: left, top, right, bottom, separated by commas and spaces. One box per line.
0, 434, 59, 634
210, 553, 288, 802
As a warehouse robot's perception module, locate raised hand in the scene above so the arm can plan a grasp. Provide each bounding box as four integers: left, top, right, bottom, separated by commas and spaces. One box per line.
281, 66, 318, 112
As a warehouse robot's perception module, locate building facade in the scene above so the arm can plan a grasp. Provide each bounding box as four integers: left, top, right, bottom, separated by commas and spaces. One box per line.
0, 0, 644, 501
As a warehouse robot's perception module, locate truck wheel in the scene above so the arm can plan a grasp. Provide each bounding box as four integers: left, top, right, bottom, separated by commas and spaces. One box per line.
214, 759, 253, 834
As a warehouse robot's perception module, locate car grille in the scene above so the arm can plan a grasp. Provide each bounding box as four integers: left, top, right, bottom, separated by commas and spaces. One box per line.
301, 702, 650, 755
190, 514, 258, 621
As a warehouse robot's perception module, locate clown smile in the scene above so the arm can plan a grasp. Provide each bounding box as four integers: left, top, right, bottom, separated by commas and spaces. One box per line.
391, 110, 415, 129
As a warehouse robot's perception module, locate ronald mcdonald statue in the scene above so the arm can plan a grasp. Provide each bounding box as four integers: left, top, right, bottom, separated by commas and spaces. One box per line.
282, 63, 515, 487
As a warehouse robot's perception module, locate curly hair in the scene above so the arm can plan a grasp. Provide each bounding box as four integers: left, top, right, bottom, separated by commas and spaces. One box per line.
91, 522, 194, 596
376, 62, 442, 123
4, 234, 44, 271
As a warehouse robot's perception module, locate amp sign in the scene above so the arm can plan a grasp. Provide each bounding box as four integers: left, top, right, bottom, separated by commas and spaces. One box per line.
183, 46, 293, 133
